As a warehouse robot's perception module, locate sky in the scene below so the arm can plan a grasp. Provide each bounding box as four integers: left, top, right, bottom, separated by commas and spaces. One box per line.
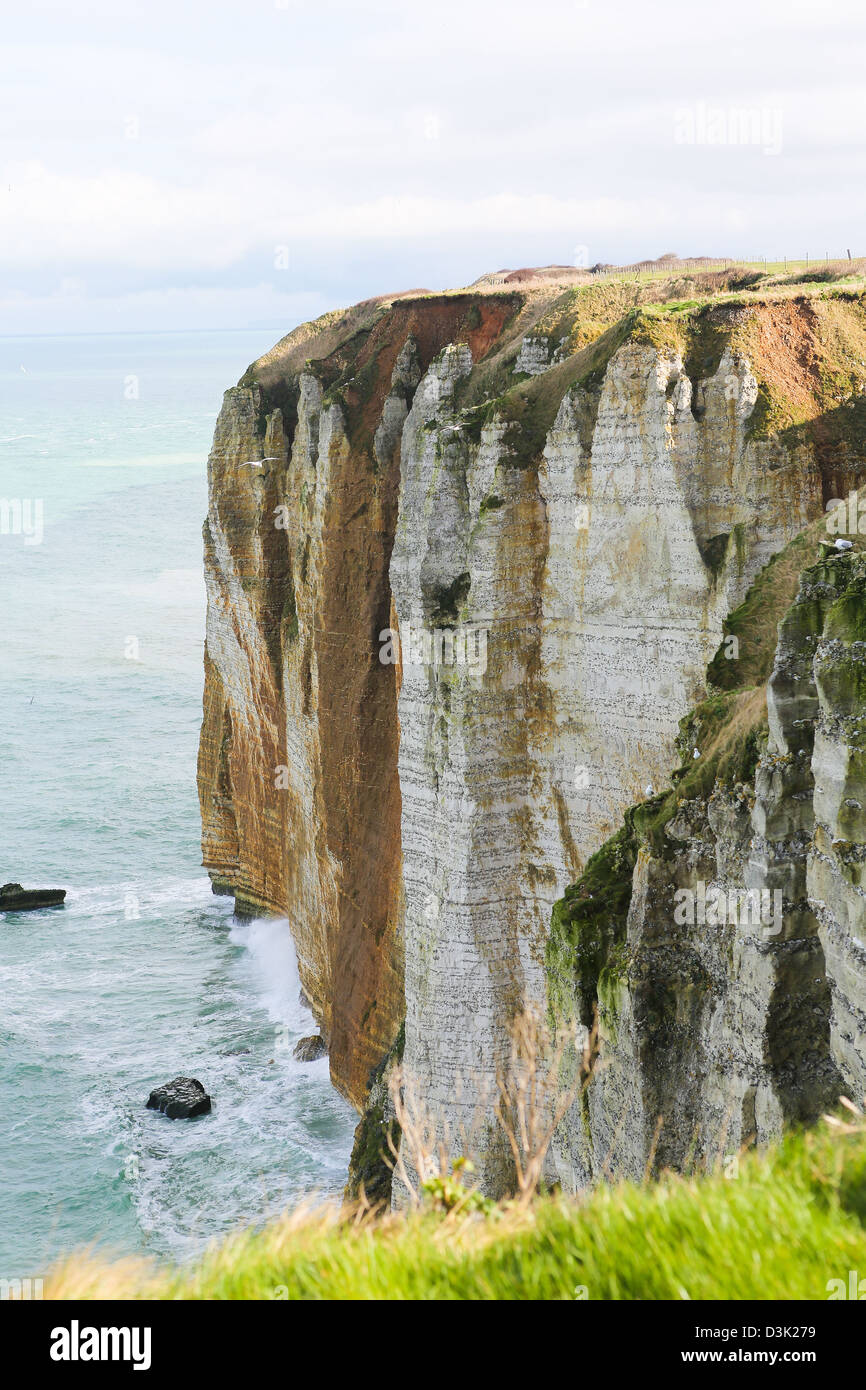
2, 0, 865, 335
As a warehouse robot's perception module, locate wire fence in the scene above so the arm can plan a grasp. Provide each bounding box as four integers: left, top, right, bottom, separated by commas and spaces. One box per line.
591, 254, 862, 281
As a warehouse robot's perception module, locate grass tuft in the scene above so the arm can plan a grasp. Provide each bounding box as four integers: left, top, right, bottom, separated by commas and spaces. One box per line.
42, 1122, 866, 1301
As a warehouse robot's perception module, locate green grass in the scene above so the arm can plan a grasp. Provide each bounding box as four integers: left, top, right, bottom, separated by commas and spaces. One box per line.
706, 522, 830, 691
44, 1122, 866, 1300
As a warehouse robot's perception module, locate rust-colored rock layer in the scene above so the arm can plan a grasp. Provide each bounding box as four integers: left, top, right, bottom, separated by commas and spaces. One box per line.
198, 290, 521, 1107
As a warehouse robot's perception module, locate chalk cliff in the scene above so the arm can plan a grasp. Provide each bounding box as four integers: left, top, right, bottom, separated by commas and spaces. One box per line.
198, 266, 866, 1188
548, 540, 866, 1187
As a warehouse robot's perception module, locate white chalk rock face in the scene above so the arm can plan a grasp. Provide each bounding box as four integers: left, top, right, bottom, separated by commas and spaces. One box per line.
390, 338, 819, 1191
200, 292, 836, 1189
514, 336, 551, 375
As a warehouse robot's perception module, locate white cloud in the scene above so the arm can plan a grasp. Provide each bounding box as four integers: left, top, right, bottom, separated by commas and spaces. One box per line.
1, 0, 865, 331
0, 169, 789, 274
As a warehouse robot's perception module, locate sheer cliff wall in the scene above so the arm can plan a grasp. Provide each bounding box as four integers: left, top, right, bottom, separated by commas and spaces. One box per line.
198, 275, 866, 1176
548, 542, 866, 1190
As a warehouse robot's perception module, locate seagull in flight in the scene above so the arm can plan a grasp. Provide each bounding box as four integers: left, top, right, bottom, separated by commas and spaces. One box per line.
239, 456, 281, 467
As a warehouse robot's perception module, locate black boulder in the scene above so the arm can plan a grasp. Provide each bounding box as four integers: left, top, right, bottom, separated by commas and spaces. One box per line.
0, 882, 66, 911
146, 1076, 212, 1119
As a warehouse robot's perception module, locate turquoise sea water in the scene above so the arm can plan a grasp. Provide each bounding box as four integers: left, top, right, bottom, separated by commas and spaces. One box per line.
0, 331, 356, 1279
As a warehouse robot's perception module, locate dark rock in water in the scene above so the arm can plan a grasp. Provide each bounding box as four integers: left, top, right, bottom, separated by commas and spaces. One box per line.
293, 1035, 328, 1062
0, 882, 66, 911
221, 1046, 251, 1057
146, 1076, 212, 1119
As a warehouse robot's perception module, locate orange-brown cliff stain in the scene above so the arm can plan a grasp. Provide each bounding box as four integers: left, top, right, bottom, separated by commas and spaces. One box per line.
200, 292, 529, 1107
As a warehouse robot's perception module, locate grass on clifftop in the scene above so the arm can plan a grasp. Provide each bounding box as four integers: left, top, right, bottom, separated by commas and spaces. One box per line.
43, 1120, 866, 1300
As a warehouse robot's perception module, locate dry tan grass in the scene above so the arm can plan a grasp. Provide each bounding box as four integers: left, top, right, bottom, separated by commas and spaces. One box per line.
44, 1251, 164, 1302
495, 1007, 586, 1206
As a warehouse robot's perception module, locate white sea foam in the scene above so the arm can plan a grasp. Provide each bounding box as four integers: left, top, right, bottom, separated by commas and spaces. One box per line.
229, 915, 311, 1032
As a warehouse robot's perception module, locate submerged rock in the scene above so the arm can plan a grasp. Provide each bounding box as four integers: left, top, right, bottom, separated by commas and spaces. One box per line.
0, 882, 66, 911
146, 1076, 212, 1119
293, 1035, 327, 1062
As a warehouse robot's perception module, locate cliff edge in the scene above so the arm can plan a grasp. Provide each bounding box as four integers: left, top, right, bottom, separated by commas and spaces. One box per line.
198, 263, 866, 1188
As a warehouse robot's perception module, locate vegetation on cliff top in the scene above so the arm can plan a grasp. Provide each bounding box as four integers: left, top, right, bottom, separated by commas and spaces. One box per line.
232, 264, 866, 496
43, 1120, 866, 1300
460, 275, 866, 475
706, 520, 830, 691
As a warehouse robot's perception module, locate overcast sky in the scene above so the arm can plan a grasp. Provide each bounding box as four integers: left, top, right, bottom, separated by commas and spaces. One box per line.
2, 0, 865, 334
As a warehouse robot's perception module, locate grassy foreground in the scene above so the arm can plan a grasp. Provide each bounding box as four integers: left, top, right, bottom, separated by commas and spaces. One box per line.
45, 1120, 866, 1301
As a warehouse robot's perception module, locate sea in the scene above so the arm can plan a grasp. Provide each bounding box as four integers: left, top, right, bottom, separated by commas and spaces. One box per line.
0, 329, 356, 1280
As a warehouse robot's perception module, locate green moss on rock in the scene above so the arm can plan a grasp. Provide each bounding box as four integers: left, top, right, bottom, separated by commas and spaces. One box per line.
825, 567, 866, 644
345, 1022, 405, 1210
547, 827, 638, 1030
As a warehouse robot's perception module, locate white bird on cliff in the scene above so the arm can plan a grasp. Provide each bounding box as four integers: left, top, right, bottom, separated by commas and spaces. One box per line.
238, 457, 281, 467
